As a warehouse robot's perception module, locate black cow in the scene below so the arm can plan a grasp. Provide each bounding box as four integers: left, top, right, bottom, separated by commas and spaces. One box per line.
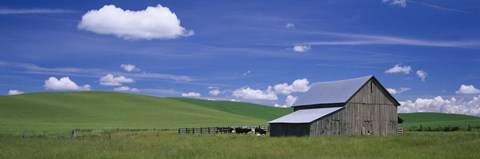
234, 127, 251, 134
216, 127, 233, 133
254, 127, 267, 135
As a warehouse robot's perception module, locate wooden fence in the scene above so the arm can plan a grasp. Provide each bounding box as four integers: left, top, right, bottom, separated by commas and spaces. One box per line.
178, 126, 268, 135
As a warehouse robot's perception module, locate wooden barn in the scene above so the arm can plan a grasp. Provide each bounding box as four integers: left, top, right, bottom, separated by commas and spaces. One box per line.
269, 75, 400, 137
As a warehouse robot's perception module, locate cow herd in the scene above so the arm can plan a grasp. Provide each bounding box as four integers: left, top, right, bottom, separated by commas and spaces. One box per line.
216, 126, 268, 135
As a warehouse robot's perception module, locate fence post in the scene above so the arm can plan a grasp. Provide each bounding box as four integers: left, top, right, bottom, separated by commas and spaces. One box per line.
70, 129, 76, 139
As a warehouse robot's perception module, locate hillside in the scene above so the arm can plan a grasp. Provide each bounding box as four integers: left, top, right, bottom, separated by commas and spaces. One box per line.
1, 91, 478, 133
170, 98, 292, 121
0, 91, 291, 133
399, 112, 480, 130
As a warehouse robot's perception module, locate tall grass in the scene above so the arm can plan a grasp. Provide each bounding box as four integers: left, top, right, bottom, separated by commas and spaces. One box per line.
1, 131, 479, 159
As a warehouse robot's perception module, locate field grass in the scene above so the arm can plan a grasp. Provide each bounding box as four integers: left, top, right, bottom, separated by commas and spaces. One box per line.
398, 112, 480, 130
1, 131, 479, 159
0, 91, 290, 133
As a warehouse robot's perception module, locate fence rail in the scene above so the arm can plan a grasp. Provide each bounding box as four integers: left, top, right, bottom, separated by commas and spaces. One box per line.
178, 126, 269, 135
397, 127, 403, 134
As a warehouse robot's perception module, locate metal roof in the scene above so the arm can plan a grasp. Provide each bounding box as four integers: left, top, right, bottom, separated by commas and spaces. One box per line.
268, 107, 344, 124
293, 75, 373, 106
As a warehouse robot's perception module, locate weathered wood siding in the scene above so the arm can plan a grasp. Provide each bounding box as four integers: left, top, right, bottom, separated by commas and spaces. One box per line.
309, 108, 347, 136
308, 80, 397, 136
270, 123, 310, 137
344, 80, 398, 136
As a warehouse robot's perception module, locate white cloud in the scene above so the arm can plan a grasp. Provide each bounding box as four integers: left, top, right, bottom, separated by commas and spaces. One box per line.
416, 70, 427, 81
114, 86, 139, 92
293, 45, 311, 52
44, 77, 91, 91
209, 89, 221, 96
399, 95, 480, 116
456, 85, 480, 94
182, 92, 201, 97
274, 104, 287, 108
100, 74, 134, 86
8, 89, 24, 95
131, 88, 140, 92
0, 61, 190, 82
385, 64, 411, 74
305, 31, 480, 48
273, 78, 310, 95
387, 87, 411, 95
382, 0, 407, 7
120, 64, 139, 72
126, 72, 191, 81
408, 0, 473, 15
286, 23, 294, 29
0, 8, 75, 14
243, 70, 251, 76
233, 86, 278, 101
141, 88, 180, 96
78, 4, 193, 40
285, 95, 297, 106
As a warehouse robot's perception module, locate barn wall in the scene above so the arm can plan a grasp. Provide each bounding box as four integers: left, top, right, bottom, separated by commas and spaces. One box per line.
309, 109, 347, 136
270, 123, 310, 137
346, 80, 398, 136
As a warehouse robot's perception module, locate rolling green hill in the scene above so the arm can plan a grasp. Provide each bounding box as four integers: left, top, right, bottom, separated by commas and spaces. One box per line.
1, 91, 478, 133
0, 91, 291, 133
399, 112, 480, 130
169, 98, 292, 121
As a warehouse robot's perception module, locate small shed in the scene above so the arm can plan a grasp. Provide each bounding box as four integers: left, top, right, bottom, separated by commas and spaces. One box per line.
269, 75, 400, 137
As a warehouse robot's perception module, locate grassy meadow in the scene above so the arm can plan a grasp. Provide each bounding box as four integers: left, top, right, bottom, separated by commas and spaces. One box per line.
399, 112, 480, 131
1, 131, 479, 159
1, 91, 480, 158
0, 91, 291, 133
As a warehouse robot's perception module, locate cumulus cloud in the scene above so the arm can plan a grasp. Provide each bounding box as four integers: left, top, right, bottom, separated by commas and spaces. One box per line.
387, 87, 411, 95
416, 70, 427, 81
285, 95, 297, 106
44, 77, 91, 91
456, 85, 480, 94
273, 78, 310, 95
382, 0, 407, 7
385, 64, 411, 74
8, 89, 24, 95
78, 4, 193, 40
100, 74, 134, 86
399, 95, 480, 116
182, 92, 201, 97
293, 45, 311, 52
209, 89, 221, 96
114, 86, 139, 92
120, 64, 139, 72
233, 86, 278, 101
286, 23, 294, 29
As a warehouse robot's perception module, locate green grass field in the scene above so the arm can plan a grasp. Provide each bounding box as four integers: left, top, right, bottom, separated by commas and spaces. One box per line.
1, 91, 480, 133
2, 91, 480, 158
398, 112, 480, 131
1, 131, 479, 159
0, 91, 291, 133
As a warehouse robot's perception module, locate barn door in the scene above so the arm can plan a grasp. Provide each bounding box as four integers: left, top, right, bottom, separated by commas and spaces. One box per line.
332, 120, 340, 135
362, 121, 373, 135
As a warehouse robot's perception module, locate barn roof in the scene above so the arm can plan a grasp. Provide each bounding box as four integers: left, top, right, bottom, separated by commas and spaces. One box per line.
293, 75, 400, 107
293, 75, 372, 106
269, 107, 344, 124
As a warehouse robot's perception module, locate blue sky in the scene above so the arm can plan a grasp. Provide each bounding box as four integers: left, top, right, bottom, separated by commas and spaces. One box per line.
1, 0, 480, 115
